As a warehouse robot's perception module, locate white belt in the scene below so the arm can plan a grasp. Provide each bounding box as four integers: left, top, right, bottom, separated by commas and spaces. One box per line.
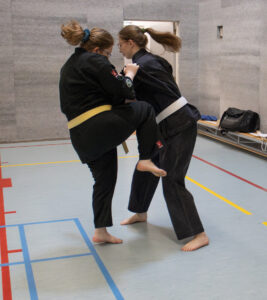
156, 96, 188, 124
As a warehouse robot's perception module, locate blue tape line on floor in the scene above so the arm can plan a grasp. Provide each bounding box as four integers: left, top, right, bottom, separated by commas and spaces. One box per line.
74, 218, 125, 300
19, 225, 38, 300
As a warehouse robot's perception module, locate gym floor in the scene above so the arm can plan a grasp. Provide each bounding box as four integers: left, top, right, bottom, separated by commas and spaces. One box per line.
0, 134, 266, 300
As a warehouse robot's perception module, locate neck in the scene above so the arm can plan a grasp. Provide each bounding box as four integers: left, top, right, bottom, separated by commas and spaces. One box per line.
131, 45, 142, 58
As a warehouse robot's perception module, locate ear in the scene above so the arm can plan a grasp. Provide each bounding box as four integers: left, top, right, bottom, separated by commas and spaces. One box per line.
128, 39, 135, 47
92, 47, 100, 54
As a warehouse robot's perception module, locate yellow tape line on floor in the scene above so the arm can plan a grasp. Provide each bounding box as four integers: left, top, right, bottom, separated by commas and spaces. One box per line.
0, 156, 139, 168
1, 156, 252, 215
186, 176, 252, 215
0, 160, 80, 167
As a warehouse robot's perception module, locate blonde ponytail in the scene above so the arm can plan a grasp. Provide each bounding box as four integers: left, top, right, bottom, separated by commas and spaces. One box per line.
61, 20, 114, 51
119, 25, 181, 53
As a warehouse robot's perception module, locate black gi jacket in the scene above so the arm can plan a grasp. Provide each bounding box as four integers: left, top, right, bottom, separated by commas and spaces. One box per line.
132, 49, 200, 138
59, 47, 138, 163
59, 47, 135, 121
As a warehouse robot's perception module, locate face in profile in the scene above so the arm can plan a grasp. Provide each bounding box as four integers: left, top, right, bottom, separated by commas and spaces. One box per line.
100, 46, 113, 59
118, 39, 133, 59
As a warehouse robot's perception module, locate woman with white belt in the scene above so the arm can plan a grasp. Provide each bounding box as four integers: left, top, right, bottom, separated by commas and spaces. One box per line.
118, 25, 209, 251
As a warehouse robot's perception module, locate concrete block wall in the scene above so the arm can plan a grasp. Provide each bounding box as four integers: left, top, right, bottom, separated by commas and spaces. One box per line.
199, 0, 267, 132
0, 0, 16, 141
198, 0, 221, 116
259, 0, 267, 132
0, 0, 198, 142
1, 0, 266, 143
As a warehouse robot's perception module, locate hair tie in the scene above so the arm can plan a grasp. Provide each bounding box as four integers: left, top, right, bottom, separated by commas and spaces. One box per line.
140, 28, 146, 34
82, 29, 90, 43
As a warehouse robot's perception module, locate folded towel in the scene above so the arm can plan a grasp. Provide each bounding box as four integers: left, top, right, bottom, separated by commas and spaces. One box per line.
201, 115, 218, 121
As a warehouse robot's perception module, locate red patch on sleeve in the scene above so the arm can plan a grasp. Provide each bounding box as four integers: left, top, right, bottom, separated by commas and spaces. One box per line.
156, 140, 163, 148
111, 69, 118, 77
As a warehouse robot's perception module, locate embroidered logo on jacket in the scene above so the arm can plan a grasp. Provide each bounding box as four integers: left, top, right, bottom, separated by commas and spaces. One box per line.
125, 78, 133, 88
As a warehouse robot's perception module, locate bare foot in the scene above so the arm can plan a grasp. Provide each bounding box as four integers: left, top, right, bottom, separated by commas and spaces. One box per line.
120, 213, 147, 225
136, 160, 167, 177
92, 228, 123, 244
181, 232, 209, 252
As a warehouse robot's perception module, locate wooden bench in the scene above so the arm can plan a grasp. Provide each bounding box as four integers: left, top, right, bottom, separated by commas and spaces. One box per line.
197, 120, 267, 158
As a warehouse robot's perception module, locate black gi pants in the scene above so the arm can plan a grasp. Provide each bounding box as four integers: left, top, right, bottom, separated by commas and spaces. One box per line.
128, 122, 204, 240
87, 148, 117, 228
83, 101, 160, 228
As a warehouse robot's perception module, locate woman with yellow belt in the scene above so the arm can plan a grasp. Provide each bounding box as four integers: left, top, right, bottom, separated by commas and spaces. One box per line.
59, 20, 166, 244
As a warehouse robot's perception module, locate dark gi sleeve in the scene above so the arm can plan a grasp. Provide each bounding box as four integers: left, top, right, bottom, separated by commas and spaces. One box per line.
134, 63, 174, 95
95, 61, 136, 104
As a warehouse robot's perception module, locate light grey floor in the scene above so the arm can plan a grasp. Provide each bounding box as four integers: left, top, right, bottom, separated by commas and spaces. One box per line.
0, 135, 267, 300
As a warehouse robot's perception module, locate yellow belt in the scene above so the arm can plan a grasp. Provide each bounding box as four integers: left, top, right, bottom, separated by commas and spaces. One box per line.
68, 105, 112, 129
67, 104, 129, 154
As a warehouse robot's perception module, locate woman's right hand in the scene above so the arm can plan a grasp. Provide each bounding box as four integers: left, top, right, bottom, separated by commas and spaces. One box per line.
124, 63, 139, 80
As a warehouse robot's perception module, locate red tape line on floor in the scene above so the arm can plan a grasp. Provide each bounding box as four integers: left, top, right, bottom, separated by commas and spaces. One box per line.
193, 155, 267, 192
0, 157, 13, 300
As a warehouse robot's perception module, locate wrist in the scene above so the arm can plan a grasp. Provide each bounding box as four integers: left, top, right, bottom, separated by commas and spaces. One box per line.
125, 71, 135, 80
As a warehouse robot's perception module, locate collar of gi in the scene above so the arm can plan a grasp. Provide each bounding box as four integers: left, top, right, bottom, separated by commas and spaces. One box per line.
74, 47, 109, 61
75, 47, 87, 54
132, 48, 147, 62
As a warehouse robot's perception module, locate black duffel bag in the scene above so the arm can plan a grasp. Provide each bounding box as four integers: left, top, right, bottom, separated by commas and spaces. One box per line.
219, 107, 260, 132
